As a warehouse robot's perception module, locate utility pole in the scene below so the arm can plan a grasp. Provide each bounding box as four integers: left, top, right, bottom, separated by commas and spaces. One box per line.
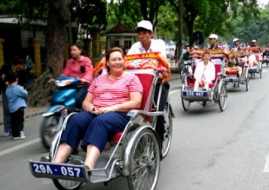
178, 0, 184, 58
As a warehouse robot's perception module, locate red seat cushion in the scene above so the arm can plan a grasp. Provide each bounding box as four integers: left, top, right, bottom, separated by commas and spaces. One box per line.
110, 70, 154, 142
110, 132, 122, 142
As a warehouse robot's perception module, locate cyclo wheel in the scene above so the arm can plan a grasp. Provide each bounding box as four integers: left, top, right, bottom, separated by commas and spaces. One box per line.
260, 64, 262, 79
40, 115, 60, 150
218, 81, 227, 112
51, 158, 84, 190
181, 85, 190, 111
52, 179, 83, 190
181, 97, 190, 111
128, 128, 161, 190
161, 103, 173, 158
245, 68, 249, 91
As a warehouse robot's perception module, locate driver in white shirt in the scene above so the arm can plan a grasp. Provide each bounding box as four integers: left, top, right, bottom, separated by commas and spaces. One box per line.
127, 20, 167, 60
127, 20, 169, 150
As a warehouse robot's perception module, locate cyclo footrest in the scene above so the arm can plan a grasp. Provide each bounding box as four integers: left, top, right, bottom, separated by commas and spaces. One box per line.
29, 160, 90, 182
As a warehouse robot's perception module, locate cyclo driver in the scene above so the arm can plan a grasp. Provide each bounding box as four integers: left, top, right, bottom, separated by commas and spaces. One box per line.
208, 34, 222, 50
127, 20, 169, 149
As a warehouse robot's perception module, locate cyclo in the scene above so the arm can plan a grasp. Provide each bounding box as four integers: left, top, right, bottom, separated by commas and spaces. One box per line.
224, 50, 250, 91
246, 47, 263, 79
29, 52, 175, 190
181, 49, 227, 112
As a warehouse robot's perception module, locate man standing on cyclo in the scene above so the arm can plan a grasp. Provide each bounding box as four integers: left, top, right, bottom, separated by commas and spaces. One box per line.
127, 20, 169, 149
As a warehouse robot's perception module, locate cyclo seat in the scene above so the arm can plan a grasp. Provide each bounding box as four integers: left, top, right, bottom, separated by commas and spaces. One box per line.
97, 52, 171, 142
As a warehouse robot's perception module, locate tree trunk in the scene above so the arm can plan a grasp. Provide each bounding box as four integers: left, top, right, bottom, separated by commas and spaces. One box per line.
27, 0, 71, 107
185, 16, 195, 46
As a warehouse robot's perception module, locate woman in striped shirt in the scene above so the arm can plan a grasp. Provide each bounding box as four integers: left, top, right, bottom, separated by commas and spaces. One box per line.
54, 47, 143, 170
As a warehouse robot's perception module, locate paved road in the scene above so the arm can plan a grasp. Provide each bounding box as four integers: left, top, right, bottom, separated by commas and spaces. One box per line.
1, 68, 269, 190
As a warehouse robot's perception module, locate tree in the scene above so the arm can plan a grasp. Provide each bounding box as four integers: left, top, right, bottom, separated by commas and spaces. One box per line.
72, 0, 107, 41
27, 0, 71, 106
112, 0, 166, 31
106, 0, 142, 30
224, 6, 269, 45
0, 0, 108, 106
168, 0, 259, 46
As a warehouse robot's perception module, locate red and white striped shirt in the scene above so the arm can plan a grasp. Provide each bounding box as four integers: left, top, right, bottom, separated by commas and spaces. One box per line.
88, 73, 143, 108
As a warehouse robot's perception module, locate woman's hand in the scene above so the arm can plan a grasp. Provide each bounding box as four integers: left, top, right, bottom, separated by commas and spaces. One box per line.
84, 103, 95, 113
97, 106, 116, 114
80, 78, 89, 83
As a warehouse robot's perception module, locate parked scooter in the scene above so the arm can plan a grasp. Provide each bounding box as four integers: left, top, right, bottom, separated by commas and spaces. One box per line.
40, 76, 87, 150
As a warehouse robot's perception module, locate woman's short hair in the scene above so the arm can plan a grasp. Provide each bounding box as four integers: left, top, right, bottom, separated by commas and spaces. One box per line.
105, 47, 124, 73
69, 43, 87, 56
202, 51, 211, 58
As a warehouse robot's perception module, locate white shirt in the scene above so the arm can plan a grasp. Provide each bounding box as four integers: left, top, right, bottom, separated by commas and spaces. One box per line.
127, 39, 167, 60
194, 61, 215, 83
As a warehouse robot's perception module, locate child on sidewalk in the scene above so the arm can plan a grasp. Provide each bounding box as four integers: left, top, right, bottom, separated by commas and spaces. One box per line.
5, 73, 28, 140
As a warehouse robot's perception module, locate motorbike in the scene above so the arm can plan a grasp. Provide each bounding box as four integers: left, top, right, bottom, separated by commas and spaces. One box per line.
262, 56, 269, 66
40, 76, 86, 150
180, 60, 193, 83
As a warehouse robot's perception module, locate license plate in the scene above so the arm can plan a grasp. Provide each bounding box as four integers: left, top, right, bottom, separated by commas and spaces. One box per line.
227, 77, 238, 82
182, 91, 207, 97
29, 161, 86, 179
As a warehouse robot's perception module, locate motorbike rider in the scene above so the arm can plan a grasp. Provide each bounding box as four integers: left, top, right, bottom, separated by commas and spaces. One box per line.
263, 46, 269, 59
208, 34, 222, 50
182, 45, 191, 61
181, 45, 193, 77
49, 44, 93, 108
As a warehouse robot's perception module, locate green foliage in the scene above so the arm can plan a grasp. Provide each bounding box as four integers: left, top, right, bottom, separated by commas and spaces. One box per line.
157, 1, 179, 42
73, 0, 107, 33
108, 0, 166, 30
167, 0, 260, 45
0, 0, 108, 38
106, 0, 142, 31
224, 6, 269, 45
0, 0, 48, 20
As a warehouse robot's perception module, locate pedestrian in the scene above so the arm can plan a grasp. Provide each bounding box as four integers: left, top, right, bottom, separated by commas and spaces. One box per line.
0, 57, 28, 137
25, 54, 34, 71
127, 20, 170, 149
5, 72, 28, 140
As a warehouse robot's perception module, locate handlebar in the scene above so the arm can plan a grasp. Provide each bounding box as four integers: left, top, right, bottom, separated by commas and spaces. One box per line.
183, 60, 192, 65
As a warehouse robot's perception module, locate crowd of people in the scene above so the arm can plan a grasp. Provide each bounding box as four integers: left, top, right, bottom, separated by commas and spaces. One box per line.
180, 34, 269, 91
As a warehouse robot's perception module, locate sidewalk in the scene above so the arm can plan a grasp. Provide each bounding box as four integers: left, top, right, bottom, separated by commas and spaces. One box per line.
0, 73, 181, 125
